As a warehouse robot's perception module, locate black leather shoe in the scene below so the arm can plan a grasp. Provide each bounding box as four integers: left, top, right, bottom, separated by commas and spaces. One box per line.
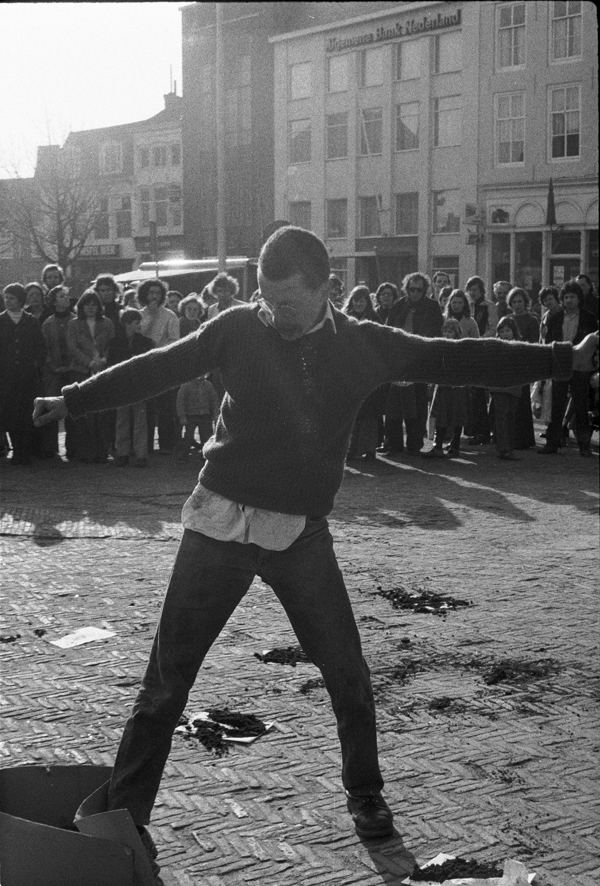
346, 792, 393, 838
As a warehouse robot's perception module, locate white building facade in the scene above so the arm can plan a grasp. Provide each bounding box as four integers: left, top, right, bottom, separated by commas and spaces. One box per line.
271, 1, 598, 296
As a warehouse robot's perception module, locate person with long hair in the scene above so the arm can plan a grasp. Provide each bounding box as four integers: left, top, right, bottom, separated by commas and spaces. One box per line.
41, 286, 76, 458
422, 317, 469, 459
489, 316, 524, 460
342, 285, 378, 322
506, 287, 539, 449
444, 289, 479, 339
374, 282, 399, 323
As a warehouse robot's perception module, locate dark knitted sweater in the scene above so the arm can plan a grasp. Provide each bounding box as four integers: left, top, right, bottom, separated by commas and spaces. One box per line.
62, 303, 572, 517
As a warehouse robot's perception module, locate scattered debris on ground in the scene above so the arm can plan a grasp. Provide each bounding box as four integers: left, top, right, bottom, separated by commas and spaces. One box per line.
474, 657, 561, 686
0, 634, 21, 643
299, 677, 325, 695
254, 645, 310, 666
377, 585, 471, 616
409, 855, 503, 881
176, 707, 270, 756
33, 629, 47, 637
428, 696, 453, 711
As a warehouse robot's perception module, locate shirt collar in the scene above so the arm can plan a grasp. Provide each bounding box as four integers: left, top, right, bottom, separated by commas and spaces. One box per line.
257, 299, 336, 336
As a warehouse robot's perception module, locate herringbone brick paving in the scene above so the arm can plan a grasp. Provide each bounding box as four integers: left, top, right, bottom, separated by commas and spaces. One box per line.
1, 436, 598, 885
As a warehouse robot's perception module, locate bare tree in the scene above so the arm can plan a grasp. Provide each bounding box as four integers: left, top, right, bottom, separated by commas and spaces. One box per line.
0, 150, 110, 277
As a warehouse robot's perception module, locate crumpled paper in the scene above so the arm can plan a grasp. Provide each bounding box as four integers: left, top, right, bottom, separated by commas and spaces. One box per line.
402, 854, 536, 885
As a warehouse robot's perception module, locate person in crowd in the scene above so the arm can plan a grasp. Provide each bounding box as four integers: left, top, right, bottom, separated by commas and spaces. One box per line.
175, 374, 220, 464
179, 293, 205, 337
343, 286, 383, 462
41, 286, 76, 458
438, 285, 453, 314
342, 285, 379, 322
108, 309, 154, 468
93, 274, 123, 332
205, 273, 245, 321
199, 284, 218, 313
506, 287, 540, 449
32, 226, 598, 883
539, 286, 561, 342
327, 273, 345, 307
422, 317, 469, 459
137, 278, 180, 454
374, 283, 399, 323
464, 276, 498, 445
41, 263, 66, 294
431, 271, 450, 302
25, 282, 52, 325
492, 280, 512, 318
444, 289, 480, 339
386, 272, 443, 454
0, 283, 46, 465
539, 279, 598, 457
166, 290, 183, 315
67, 289, 115, 463
122, 288, 140, 308
534, 286, 562, 440
575, 273, 599, 320
489, 316, 524, 461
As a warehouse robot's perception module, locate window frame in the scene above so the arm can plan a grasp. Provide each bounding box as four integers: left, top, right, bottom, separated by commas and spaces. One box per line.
433, 30, 463, 75
359, 106, 383, 156
116, 195, 132, 239
394, 39, 421, 81
326, 198, 348, 239
495, 91, 525, 166
288, 118, 312, 165
99, 141, 123, 176
289, 61, 312, 100
395, 192, 419, 236
326, 111, 349, 160
496, 2, 527, 71
359, 46, 385, 88
93, 197, 110, 240
432, 189, 461, 234
395, 101, 420, 152
549, 83, 581, 162
550, 0, 583, 63
433, 95, 462, 148
358, 195, 382, 238
327, 54, 349, 93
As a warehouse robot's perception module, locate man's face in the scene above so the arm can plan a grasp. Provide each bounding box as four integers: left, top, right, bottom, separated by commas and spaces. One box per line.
433, 274, 449, 295
54, 291, 71, 311
213, 286, 232, 305
125, 319, 142, 337
406, 279, 425, 303
4, 293, 23, 312
576, 276, 590, 294
167, 295, 181, 312
44, 270, 62, 289
379, 290, 394, 310
541, 294, 559, 313
510, 294, 526, 314
466, 284, 483, 304
494, 285, 510, 303
563, 292, 579, 314
257, 270, 328, 340
97, 283, 115, 304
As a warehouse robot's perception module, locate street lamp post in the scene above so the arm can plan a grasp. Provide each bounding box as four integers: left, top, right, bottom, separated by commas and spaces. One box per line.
216, 3, 226, 273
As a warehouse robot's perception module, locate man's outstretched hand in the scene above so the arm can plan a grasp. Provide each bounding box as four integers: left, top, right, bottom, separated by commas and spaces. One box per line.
33, 396, 69, 427
572, 333, 599, 372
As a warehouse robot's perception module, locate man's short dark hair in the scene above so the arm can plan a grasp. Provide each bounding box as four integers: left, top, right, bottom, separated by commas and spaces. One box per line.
3, 283, 28, 306
259, 226, 330, 290
137, 278, 168, 306
120, 308, 143, 326
539, 286, 559, 304
93, 274, 118, 293
560, 279, 584, 306
401, 272, 430, 294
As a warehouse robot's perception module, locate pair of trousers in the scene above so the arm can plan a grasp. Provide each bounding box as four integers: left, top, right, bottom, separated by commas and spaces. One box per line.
107, 520, 383, 825
491, 392, 519, 453
115, 401, 148, 459
177, 414, 213, 459
546, 371, 591, 450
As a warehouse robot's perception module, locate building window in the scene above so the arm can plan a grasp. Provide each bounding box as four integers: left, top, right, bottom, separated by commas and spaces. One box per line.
99, 142, 122, 175
288, 119, 311, 164
434, 31, 462, 74
359, 107, 383, 155
496, 93, 525, 164
169, 185, 182, 227
153, 145, 168, 167
140, 189, 150, 228
289, 201, 312, 229
433, 190, 461, 234
395, 193, 419, 235
154, 187, 168, 227
396, 102, 419, 151
94, 198, 110, 239
326, 199, 348, 239
551, 1, 582, 61
360, 46, 384, 87
327, 55, 348, 93
326, 112, 348, 160
550, 85, 580, 159
139, 148, 149, 169
359, 196, 382, 237
395, 40, 421, 80
171, 144, 181, 166
289, 62, 312, 99
497, 3, 526, 69
434, 96, 461, 147
116, 196, 132, 238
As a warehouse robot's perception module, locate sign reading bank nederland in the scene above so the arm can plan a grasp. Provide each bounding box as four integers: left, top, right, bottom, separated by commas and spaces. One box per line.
325, 7, 462, 52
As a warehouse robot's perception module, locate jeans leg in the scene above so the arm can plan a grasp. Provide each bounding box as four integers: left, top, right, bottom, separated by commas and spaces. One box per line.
107, 529, 257, 824
259, 519, 383, 796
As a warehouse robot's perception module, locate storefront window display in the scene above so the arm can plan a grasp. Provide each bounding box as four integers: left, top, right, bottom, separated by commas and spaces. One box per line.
514, 231, 542, 303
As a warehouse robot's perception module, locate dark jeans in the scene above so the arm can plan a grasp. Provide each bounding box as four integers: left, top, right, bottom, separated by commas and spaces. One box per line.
107, 520, 383, 825
406, 383, 428, 451
546, 371, 591, 450
491, 392, 519, 453
146, 389, 177, 452
468, 387, 491, 441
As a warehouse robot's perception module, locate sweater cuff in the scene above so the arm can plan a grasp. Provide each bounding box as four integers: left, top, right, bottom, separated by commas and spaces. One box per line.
551, 342, 573, 381
61, 381, 87, 418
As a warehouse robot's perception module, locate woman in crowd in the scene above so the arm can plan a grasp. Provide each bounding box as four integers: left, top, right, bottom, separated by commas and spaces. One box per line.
179, 293, 205, 337
438, 285, 453, 314
489, 316, 524, 461
506, 287, 539, 449
342, 285, 379, 322
444, 289, 480, 339
575, 274, 599, 319
25, 282, 52, 325
41, 286, 76, 458
0, 284, 46, 465
374, 282, 399, 323
422, 317, 469, 459
67, 289, 115, 463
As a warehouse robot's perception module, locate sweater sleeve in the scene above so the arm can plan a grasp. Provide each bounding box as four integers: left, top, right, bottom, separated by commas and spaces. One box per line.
62, 313, 229, 418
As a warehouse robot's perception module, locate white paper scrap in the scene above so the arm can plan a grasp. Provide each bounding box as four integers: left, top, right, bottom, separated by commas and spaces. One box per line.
401, 853, 537, 885
176, 711, 275, 744
50, 626, 116, 648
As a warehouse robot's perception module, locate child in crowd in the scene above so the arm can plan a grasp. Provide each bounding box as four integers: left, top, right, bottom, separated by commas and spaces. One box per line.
423, 318, 469, 459
109, 309, 154, 467
489, 316, 523, 461
176, 374, 220, 463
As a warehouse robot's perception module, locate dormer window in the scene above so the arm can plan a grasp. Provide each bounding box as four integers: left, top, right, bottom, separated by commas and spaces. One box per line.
99, 141, 123, 175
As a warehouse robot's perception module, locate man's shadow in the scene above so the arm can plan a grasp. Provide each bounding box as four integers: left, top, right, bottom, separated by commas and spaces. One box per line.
358, 830, 417, 883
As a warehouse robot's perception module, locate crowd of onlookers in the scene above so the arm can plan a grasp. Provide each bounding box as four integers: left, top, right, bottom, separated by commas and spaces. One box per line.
0, 263, 598, 468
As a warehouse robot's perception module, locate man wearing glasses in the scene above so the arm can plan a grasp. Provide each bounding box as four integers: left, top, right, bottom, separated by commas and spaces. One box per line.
386, 273, 444, 454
